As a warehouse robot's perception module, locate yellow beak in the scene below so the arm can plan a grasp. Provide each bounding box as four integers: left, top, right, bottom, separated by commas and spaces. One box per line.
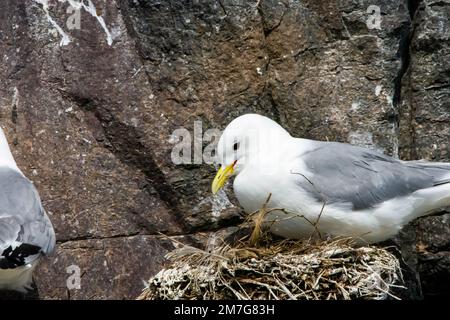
211, 163, 235, 194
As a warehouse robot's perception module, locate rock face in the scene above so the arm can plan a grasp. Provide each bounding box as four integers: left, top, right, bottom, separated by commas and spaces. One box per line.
399, 0, 450, 161
391, 213, 450, 299
0, 0, 448, 299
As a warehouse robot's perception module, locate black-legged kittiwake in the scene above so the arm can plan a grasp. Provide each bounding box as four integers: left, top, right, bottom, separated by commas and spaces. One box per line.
0, 127, 55, 292
212, 114, 450, 243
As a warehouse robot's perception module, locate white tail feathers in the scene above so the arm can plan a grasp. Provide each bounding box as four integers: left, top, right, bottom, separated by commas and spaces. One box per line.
412, 183, 450, 219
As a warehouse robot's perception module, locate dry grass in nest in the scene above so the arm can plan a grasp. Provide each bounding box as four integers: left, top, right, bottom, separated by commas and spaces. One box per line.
138, 195, 404, 300
138, 237, 403, 300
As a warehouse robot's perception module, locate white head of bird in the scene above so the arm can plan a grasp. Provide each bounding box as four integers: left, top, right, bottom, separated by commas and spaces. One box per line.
212, 114, 291, 194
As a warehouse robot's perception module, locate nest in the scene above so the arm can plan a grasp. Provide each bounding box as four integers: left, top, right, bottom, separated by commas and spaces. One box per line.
138, 236, 403, 300
139, 194, 404, 300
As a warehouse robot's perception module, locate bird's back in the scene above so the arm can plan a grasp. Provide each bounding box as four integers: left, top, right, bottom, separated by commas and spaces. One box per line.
298, 140, 450, 210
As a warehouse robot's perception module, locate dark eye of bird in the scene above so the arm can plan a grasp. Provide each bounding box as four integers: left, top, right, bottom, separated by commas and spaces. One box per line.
233, 142, 239, 151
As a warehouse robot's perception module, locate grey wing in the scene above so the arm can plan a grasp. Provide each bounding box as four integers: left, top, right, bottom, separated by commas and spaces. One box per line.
298, 142, 450, 210
0, 168, 55, 268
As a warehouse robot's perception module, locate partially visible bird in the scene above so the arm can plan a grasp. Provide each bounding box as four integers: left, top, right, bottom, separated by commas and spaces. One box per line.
212, 114, 450, 243
0, 127, 55, 292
